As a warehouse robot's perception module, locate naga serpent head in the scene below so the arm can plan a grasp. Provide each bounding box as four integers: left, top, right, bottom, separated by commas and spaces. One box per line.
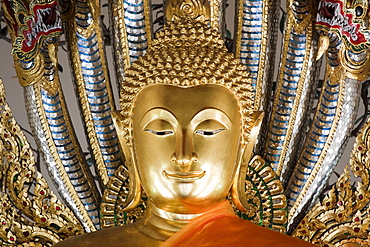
316, 0, 370, 77
316, 0, 369, 50
2, 0, 62, 61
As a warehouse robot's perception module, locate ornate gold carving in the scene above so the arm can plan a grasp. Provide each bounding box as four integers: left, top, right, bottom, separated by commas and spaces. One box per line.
291, 7, 315, 34
13, 55, 44, 88
292, 115, 370, 246
317, 35, 330, 61
61, 0, 118, 186
32, 82, 97, 231
13, 51, 61, 94
1, 0, 62, 62
209, 0, 221, 31
143, 0, 152, 47
234, 0, 275, 110
316, 0, 370, 53
339, 45, 370, 81
165, 0, 211, 23
288, 66, 347, 221
0, 78, 83, 245
235, 155, 288, 233
266, 8, 315, 177
4, 0, 100, 230
109, 0, 130, 70
100, 166, 147, 228
232, 111, 263, 211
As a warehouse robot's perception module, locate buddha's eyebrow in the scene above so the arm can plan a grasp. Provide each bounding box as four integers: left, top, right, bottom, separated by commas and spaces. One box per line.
190, 108, 232, 129
139, 108, 178, 130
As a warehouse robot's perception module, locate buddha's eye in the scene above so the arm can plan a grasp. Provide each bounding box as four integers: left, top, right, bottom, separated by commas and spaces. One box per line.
145, 129, 174, 136
195, 129, 225, 136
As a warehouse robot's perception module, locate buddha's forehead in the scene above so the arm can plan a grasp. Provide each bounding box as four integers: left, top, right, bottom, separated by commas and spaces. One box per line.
132, 84, 240, 124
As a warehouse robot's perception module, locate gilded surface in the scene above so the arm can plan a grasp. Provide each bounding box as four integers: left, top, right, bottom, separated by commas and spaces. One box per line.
234, 0, 278, 111
109, 0, 152, 90
316, 0, 370, 53
2, 0, 101, 231
316, 0, 370, 80
236, 155, 287, 233
164, 0, 224, 33
292, 115, 370, 246
165, 0, 210, 23
0, 78, 84, 245
1, 0, 370, 245
100, 165, 147, 228
286, 0, 370, 227
1, 0, 62, 62
286, 66, 362, 227
62, 0, 121, 186
209, 0, 222, 32
101, 19, 259, 225
108, 0, 130, 86
264, 4, 318, 182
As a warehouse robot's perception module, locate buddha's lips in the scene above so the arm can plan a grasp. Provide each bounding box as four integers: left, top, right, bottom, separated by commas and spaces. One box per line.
163, 170, 206, 182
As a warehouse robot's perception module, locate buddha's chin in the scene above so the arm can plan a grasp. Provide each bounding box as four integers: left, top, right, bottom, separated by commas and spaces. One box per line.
155, 192, 227, 214
181, 198, 226, 213
144, 177, 230, 213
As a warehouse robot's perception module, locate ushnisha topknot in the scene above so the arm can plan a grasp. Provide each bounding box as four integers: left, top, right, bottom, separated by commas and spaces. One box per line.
120, 18, 255, 146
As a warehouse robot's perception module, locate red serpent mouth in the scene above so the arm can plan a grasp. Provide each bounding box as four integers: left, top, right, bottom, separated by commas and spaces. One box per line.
316, 0, 369, 47
319, 1, 335, 19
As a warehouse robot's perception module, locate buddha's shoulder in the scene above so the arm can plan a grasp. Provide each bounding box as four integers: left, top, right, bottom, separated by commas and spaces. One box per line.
53, 222, 162, 247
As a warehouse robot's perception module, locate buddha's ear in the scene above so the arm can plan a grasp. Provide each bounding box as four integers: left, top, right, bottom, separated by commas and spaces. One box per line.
111, 110, 142, 211
111, 111, 131, 160
242, 111, 264, 164
231, 111, 264, 212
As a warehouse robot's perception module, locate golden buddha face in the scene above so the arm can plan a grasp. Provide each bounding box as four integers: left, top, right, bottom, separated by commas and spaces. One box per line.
132, 84, 242, 214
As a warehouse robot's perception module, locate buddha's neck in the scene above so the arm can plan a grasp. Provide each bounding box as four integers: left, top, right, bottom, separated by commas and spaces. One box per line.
138, 202, 202, 242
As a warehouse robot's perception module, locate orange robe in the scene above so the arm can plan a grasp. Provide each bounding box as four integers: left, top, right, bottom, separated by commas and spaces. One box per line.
161, 201, 316, 247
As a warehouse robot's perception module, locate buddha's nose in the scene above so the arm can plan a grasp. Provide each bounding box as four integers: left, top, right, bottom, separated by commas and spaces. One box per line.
171, 131, 198, 172
171, 152, 198, 172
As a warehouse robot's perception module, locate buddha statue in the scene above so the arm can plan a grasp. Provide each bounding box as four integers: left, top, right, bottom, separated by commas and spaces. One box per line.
54, 19, 315, 247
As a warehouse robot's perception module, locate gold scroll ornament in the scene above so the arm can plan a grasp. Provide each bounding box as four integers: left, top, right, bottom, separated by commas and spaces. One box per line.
165, 0, 211, 23
293, 115, 370, 246
0, 78, 83, 246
